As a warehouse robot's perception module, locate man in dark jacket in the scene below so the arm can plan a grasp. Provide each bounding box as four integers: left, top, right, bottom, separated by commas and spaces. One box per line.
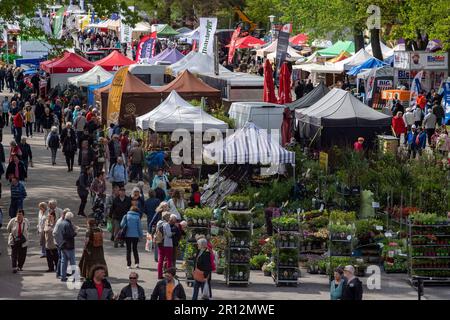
30, 73, 40, 94
294, 80, 305, 100
78, 265, 114, 300
60, 212, 77, 282
0, 66, 5, 92
19, 137, 32, 171
110, 188, 131, 247
6, 153, 27, 182
151, 268, 186, 300
41, 108, 54, 147
118, 272, 146, 300
341, 265, 363, 300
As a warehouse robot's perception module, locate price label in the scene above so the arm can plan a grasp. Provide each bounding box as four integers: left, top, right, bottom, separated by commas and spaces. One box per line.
385, 232, 392, 237
347, 235, 352, 241
372, 202, 380, 208
375, 225, 383, 231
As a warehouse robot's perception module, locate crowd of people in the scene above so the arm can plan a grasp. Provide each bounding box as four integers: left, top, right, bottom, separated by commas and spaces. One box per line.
390, 90, 449, 159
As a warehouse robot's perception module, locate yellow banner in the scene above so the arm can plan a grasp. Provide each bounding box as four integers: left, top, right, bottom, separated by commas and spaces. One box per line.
107, 66, 129, 125
319, 151, 328, 173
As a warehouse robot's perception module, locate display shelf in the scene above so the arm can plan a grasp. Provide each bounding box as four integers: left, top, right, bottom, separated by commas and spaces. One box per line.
225, 209, 252, 287
408, 221, 450, 286
274, 227, 300, 287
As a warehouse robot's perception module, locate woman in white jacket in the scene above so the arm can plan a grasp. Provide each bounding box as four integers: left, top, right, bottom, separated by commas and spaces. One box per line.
7, 209, 30, 273
168, 189, 185, 221
156, 212, 173, 279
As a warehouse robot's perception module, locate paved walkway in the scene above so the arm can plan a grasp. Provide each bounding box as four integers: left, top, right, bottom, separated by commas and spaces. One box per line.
1, 130, 449, 300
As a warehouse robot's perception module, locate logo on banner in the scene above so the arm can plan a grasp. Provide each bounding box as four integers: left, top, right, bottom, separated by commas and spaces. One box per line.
67, 68, 84, 73
112, 65, 120, 71
198, 17, 218, 57
135, 32, 157, 63
377, 80, 393, 87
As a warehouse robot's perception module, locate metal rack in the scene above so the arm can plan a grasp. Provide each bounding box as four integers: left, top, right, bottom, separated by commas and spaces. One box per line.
408, 223, 450, 286
224, 210, 252, 287
273, 229, 300, 287
328, 223, 355, 278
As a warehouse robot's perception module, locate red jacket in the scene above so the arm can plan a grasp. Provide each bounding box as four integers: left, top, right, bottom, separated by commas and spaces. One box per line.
392, 116, 406, 135
13, 113, 24, 128
416, 95, 427, 109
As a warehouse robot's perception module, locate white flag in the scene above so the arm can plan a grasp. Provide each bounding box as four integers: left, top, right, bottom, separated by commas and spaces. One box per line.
198, 17, 217, 56
366, 67, 377, 99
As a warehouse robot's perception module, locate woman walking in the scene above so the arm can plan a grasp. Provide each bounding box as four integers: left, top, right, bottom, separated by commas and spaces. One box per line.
120, 206, 144, 269
7, 209, 29, 273
79, 219, 108, 279
43, 210, 59, 272
61, 122, 77, 172
330, 267, 345, 300
156, 211, 173, 279
37, 202, 48, 258
47, 126, 60, 165
168, 189, 185, 221
77, 166, 93, 217
192, 237, 212, 300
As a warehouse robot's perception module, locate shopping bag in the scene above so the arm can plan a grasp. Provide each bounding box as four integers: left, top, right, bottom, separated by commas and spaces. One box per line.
200, 281, 210, 300
145, 233, 153, 252
106, 219, 113, 233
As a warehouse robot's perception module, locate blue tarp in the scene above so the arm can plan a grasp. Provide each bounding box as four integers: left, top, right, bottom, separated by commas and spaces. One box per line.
87, 78, 112, 106
384, 55, 394, 67
15, 57, 46, 68
347, 57, 388, 76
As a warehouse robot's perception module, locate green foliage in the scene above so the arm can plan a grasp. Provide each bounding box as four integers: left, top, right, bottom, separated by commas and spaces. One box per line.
250, 254, 269, 269
211, 109, 235, 129
329, 210, 356, 224
184, 207, 213, 220
354, 219, 384, 238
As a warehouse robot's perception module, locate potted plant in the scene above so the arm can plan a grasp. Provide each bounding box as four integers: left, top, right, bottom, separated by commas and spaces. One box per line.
262, 261, 275, 276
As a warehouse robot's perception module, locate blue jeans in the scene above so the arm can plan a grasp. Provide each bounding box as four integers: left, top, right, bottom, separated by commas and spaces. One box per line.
56, 247, 62, 277
9, 198, 23, 218
60, 248, 76, 280
192, 280, 206, 300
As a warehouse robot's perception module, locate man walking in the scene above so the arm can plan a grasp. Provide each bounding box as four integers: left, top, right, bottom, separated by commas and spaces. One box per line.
110, 188, 131, 248
59, 212, 77, 282
9, 176, 27, 218
128, 140, 145, 183
341, 265, 363, 300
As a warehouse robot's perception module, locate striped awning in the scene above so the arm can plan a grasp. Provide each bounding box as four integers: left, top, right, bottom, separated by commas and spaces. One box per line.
203, 122, 295, 165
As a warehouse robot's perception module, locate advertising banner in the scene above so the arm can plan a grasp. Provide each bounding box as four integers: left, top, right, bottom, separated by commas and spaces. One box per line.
107, 66, 129, 125
120, 23, 132, 44
394, 51, 448, 70
53, 7, 65, 39
198, 17, 218, 56
409, 70, 423, 107
228, 26, 241, 64
275, 24, 291, 73
135, 32, 157, 63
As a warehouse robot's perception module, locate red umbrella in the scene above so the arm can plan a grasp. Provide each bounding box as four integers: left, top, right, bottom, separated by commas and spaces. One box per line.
289, 33, 309, 46
278, 62, 292, 104
226, 36, 266, 49
263, 59, 277, 103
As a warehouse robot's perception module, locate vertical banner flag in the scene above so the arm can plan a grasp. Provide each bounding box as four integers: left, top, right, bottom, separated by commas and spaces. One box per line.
107, 66, 129, 125
198, 17, 218, 56
135, 32, 157, 63
228, 26, 241, 64
53, 6, 65, 39
443, 81, 450, 125
275, 24, 291, 74
409, 70, 424, 107
366, 67, 377, 99
120, 23, 133, 44
80, 0, 85, 11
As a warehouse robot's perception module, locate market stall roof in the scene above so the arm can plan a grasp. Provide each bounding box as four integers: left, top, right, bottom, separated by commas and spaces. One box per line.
176, 27, 192, 34
286, 83, 330, 110
227, 36, 266, 49
147, 47, 185, 65
289, 33, 309, 46
135, 90, 228, 131
317, 41, 355, 57
68, 65, 113, 86
299, 49, 373, 73
157, 24, 179, 37
87, 78, 113, 106
311, 39, 333, 48
96, 70, 157, 94
295, 88, 391, 127
255, 40, 278, 57
357, 66, 394, 80
295, 51, 318, 65
156, 70, 220, 94
166, 52, 231, 77
365, 42, 394, 59
176, 27, 200, 40
267, 46, 302, 62
94, 50, 135, 71
347, 57, 388, 76
132, 22, 152, 33
327, 51, 352, 63
203, 121, 295, 165
40, 51, 95, 74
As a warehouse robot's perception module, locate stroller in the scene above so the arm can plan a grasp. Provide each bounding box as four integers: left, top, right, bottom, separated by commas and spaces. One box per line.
92, 195, 106, 227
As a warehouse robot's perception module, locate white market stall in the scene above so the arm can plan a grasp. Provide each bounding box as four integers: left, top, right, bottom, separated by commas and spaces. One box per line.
68, 65, 113, 87
228, 102, 285, 133
136, 90, 228, 132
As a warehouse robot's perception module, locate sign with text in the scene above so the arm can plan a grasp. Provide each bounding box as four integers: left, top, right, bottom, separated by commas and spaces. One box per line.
394, 51, 448, 70
198, 17, 217, 57
107, 66, 129, 125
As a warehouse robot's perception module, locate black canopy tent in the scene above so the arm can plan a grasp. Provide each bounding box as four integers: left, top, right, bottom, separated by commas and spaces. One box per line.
295, 88, 392, 148
286, 82, 330, 110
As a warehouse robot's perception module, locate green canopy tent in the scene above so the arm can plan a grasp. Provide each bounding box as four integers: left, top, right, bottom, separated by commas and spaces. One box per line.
157, 25, 179, 38
317, 41, 355, 57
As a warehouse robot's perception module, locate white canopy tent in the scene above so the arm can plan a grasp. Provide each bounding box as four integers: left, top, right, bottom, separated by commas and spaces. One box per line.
135, 90, 228, 132
67, 65, 113, 87
256, 40, 278, 57
132, 22, 151, 33
267, 46, 303, 62
365, 42, 394, 59
166, 52, 231, 77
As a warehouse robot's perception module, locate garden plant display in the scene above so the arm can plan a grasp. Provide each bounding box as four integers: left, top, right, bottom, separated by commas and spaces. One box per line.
184, 207, 213, 227
225, 195, 251, 210
272, 215, 299, 231
250, 254, 269, 270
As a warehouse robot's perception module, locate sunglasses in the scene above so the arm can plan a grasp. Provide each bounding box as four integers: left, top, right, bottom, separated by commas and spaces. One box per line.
129, 277, 137, 280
